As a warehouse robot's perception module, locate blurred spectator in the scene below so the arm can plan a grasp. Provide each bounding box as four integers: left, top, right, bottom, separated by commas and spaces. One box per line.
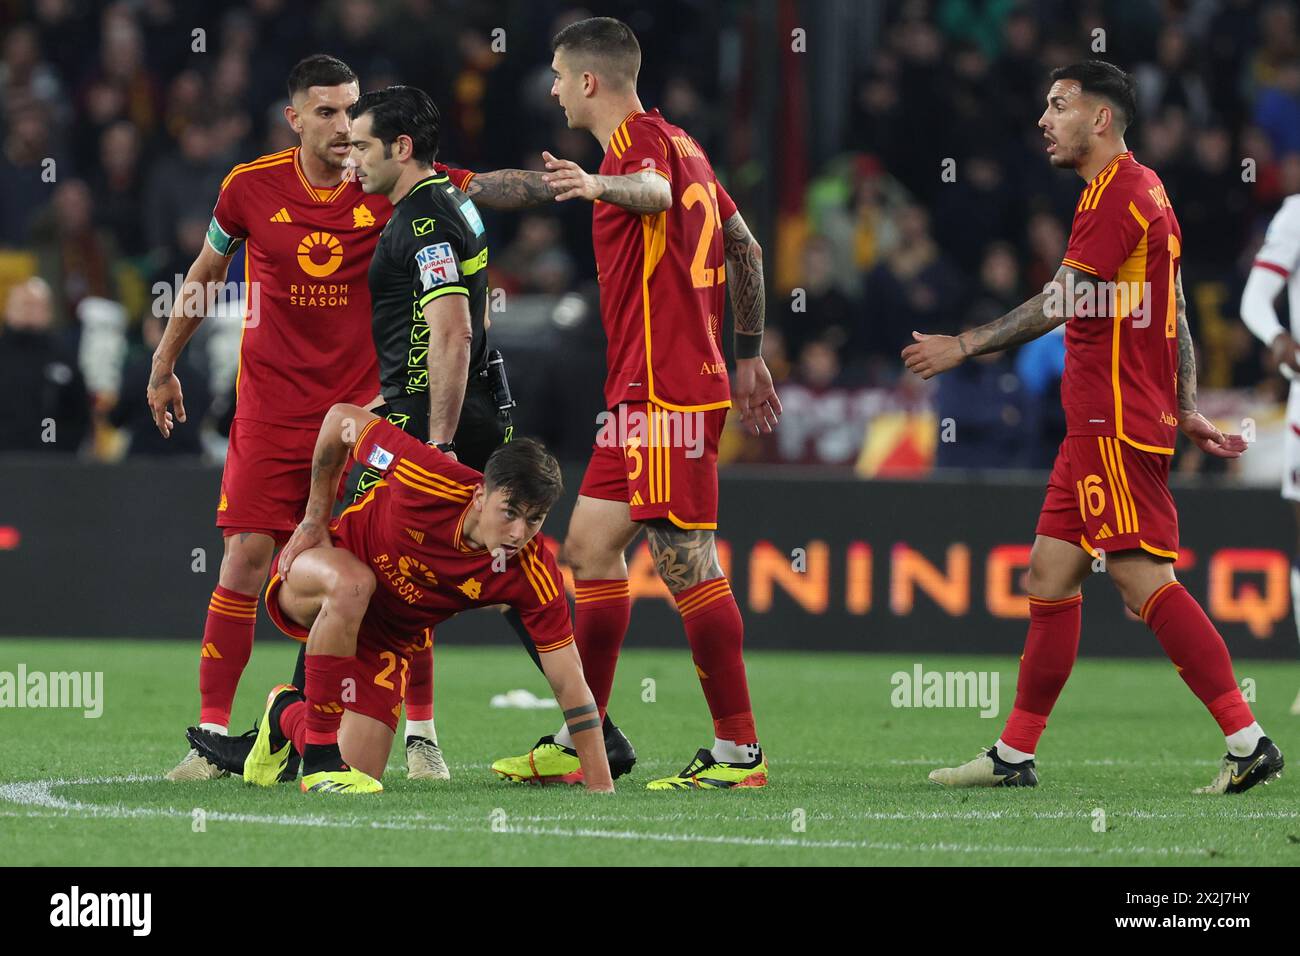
1176, 124, 1251, 274
862, 204, 965, 379
787, 235, 855, 359
91, 121, 148, 258
1252, 60, 1300, 157
1249, 2, 1299, 87
0, 277, 89, 454
1136, 27, 1212, 127
972, 241, 1022, 317
493, 215, 576, 295
1014, 324, 1067, 469
144, 122, 226, 257
32, 180, 120, 329
93, 9, 163, 137
793, 336, 848, 391
934, 310, 1032, 469
937, 0, 1017, 60
0, 23, 63, 112
109, 313, 212, 458
1024, 210, 1068, 291
0, 97, 66, 247
932, 154, 1020, 274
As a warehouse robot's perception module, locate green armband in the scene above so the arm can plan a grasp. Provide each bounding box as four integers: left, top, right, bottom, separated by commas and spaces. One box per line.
206, 216, 243, 256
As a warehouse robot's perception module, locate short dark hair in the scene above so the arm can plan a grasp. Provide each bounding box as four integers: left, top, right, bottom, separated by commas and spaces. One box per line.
551, 16, 640, 89
347, 86, 440, 165
1049, 60, 1137, 131
287, 54, 357, 99
483, 438, 564, 516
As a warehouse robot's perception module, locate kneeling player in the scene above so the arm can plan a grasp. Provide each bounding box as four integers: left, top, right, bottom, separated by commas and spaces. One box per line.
189, 403, 613, 794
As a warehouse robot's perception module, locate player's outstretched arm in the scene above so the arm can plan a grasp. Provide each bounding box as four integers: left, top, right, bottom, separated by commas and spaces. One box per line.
539, 644, 614, 793
1175, 269, 1247, 459
279, 403, 379, 576
541, 150, 671, 213
147, 240, 234, 437
724, 210, 781, 434
902, 263, 1081, 380
462, 169, 556, 210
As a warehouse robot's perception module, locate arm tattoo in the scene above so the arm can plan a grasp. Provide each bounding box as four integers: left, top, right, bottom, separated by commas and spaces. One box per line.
310, 439, 343, 487
304, 436, 347, 522
463, 169, 553, 210
594, 172, 671, 215
1174, 270, 1197, 415
645, 525, 724, 593
723, 211, 765, 336
958, 265, 1077, 357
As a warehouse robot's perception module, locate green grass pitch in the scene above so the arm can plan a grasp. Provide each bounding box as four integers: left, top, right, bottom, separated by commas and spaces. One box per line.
1, 638, 1297, 866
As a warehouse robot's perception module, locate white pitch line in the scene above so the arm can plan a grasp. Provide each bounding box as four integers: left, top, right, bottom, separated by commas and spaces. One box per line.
0, 775, 1244, 857
888, 758, 1217, 767
0, 804, 1208, 856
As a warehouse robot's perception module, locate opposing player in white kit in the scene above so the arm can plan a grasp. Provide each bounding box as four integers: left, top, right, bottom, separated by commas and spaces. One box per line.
1240, 192, 1300, 714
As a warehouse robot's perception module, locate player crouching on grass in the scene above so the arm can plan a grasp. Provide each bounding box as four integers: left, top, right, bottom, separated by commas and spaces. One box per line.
187, 403, 614, 794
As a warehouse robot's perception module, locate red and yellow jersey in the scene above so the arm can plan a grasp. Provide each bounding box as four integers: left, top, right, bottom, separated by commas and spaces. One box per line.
208, 148, 392, 428
432, 162, 475, 192
592, 109, 737, 412
1060, 151, 1183, 454
336, 419, 574, 652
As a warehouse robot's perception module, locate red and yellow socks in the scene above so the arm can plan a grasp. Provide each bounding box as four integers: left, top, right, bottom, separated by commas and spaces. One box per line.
1000, 593, 1082, 757
673, 577, 757, 745
198, 586, 257, 728
574, 579, 631, 715
1142, 582, 1256, 738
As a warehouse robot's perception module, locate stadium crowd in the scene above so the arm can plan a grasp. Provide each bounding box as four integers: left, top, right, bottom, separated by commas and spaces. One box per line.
0, 0, 1297, 473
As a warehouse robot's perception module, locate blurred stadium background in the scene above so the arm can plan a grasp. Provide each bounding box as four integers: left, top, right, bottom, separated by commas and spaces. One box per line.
1, 0, 1298, 659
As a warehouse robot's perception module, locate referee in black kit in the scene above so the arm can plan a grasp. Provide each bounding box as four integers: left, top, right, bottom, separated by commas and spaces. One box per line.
327, 85, 634, 780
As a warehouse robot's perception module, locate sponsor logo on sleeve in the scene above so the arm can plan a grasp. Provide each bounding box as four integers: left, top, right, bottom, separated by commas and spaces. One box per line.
366, 445, 394, 469
416, 242, 459, 290
459, 199, 485, 237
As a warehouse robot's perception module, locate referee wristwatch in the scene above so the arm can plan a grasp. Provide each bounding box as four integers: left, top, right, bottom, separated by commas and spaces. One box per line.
430, 440, 456, 454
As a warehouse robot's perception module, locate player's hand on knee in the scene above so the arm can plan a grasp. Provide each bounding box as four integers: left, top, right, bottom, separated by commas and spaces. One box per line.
278, 519, 331, 577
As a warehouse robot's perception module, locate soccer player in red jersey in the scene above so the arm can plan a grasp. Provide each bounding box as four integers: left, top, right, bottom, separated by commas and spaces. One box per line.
186, 404, 613, 794
490, 18, 782, 790
148, 55, 395, 780
904, 61, 1283, 794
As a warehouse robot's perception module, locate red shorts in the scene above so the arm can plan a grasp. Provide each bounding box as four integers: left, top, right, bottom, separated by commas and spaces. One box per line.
578, 401, 727, 529
1035, 435, 1179, 560
263, 572, 431, 733
216, 419, 320, 545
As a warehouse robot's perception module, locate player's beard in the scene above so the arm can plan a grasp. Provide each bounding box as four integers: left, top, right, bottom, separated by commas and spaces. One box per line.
314, 139, 349, 172
1052, 130, 1091, 170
